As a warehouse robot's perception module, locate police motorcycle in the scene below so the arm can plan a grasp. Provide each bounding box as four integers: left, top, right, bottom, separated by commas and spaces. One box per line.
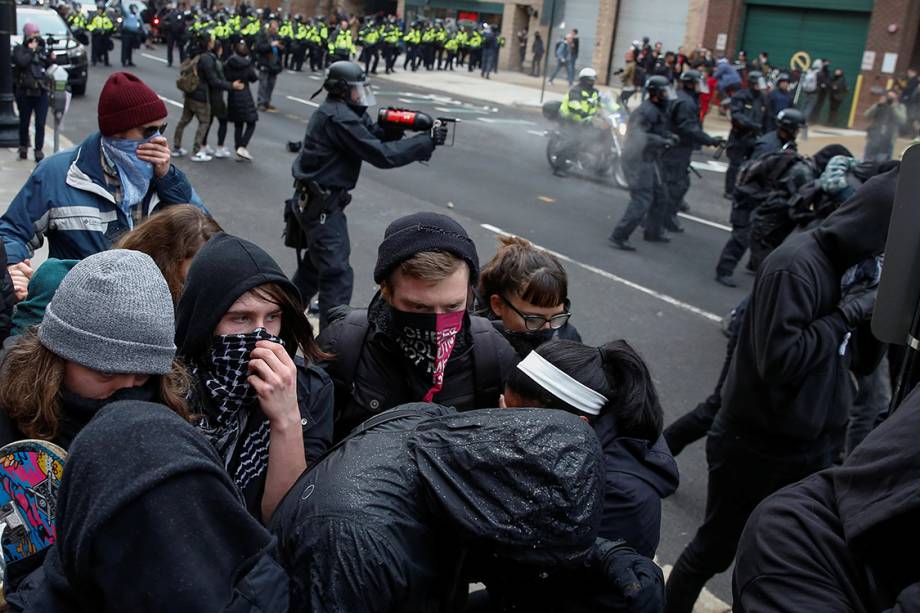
543, 92, 629, 189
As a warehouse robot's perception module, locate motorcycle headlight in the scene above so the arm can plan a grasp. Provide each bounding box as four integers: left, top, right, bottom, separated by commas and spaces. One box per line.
618, 123, 627, 136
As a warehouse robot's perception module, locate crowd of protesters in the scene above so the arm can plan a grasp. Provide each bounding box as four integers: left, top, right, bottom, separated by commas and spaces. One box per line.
0, 25, 918, 610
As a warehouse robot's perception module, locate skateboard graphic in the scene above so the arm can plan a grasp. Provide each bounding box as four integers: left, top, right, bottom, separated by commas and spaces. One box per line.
0, 440, 67, 564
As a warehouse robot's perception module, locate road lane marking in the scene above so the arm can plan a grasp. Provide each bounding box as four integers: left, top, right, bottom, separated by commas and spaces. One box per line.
141, 52, 168, 64
480, 223, 722, 323
286, 95, 319, 107
157, 95, 183, 108
678, 212, 731, 232
476, 117, 536, 125
537, 196, 555, 203
690, 160, 728, 173
527, 129, 546, 136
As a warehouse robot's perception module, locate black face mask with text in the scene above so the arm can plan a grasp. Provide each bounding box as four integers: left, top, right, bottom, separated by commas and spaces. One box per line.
388, 306, 465, 402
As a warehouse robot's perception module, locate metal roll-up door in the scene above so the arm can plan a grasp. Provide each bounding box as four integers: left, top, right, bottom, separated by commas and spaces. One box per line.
607, 0, 690, 83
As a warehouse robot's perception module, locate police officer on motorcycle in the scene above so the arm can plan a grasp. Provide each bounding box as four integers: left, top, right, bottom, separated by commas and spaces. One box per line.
714, 107, 806, 286
724, 70, 768, 197
289, 61, 449, 327
609, 75, 678, 251
554, 67, 602, 176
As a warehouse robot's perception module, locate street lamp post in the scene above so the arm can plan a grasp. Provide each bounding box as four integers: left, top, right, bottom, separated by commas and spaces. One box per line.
0, 0, 18, 147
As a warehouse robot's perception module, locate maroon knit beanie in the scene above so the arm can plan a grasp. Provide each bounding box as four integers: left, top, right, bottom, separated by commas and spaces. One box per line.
97, 72, 168, 136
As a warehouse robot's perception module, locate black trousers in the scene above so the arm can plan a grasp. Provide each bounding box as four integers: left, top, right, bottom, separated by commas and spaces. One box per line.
234, 121, 256, 149
383, 43, 397, 72
91, 34, 110, 65
15, 93, 48, 153
291, 205, 354, 329
715, 207, 751, 277
120, 32, 135, 65
664, 432, 831, 613
611, 164, 667, 240
166, 32, 178, 65
663, 159, 691, 223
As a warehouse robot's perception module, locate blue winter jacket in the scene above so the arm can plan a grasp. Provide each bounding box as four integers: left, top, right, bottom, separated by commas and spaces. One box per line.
0, 132, 205, 264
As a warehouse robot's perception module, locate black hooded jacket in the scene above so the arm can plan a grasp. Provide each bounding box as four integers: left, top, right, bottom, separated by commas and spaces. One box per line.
733, 383, 920, 611
175, 233, 334, 517
713, 166, 896, 458
7, 401, 289, 612
317, 296, 519, 442
270, 404, 621, 613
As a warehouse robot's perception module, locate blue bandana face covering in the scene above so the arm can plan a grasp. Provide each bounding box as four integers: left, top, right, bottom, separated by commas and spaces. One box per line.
101, 133, 157, 219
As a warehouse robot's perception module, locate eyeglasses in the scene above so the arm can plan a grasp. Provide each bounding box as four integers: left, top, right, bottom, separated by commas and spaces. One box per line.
501, 295, 571, 331
141, 122, 168, 139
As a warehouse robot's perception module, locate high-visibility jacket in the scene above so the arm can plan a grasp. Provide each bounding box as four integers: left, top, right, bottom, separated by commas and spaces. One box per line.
560, 84, 601, 124
445, 36, 459, 52
87, 14, 114, 33
467, 31, 482, 49
328, 29, 355, 55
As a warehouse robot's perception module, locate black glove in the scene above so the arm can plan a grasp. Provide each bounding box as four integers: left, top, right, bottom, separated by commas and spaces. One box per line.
838, 286, 877, 327
590, 538, 664, 612
710, 135, 726, 147
431, 124, 448, 147
666, 133, 680, 147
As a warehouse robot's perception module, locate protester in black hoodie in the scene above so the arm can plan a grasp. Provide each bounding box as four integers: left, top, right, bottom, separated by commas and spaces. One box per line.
175, 233, 333, 522
271, 403, 663, 612
665, 165, 897, 613
7, 400, 289, 612
734, 383, 920, 611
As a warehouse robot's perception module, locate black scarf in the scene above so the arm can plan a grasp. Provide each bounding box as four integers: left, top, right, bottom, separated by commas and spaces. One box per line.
191, 328, 285, 493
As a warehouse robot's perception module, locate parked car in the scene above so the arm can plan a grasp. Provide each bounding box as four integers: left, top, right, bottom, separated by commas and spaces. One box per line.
13, 5, 88, 95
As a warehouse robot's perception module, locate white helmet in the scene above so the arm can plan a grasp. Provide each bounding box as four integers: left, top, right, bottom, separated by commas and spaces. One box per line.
578, 67, 597, 83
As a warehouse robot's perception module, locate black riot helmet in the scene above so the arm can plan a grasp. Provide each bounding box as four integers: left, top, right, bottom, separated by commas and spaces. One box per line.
315, 61, 377, 107
646, 75, 671, 102
748, 70, 766, 90
679, 69, 701, 91
776, 108, 806, 134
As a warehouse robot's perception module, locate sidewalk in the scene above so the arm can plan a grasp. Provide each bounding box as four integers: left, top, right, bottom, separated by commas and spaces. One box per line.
376, 68, 919, 158
1, 127, 74, 267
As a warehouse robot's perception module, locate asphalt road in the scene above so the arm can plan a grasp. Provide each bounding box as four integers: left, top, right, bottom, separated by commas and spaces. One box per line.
59, 47, 755, 603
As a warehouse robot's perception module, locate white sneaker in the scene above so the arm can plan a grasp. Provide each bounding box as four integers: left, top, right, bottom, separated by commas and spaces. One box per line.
171, 147, 188, 157
235, 146, 253, 161
203, 145, 217, 155
214, 146, 232, 158
190, 151, 213, 162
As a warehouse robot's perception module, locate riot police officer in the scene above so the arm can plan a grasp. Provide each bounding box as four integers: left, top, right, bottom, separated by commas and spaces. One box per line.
663, 70, 724, 232
724, 70, 768, 197
714, 107, 806, 286
609, 75, 678, 251
289, 62, 449, 327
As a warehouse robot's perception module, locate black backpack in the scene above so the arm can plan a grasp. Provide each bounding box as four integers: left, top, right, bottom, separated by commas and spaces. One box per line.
329, 309, 506, 413
733, 149, 805, 211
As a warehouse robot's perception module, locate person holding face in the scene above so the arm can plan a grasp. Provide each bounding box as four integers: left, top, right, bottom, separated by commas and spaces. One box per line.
0, 249, 191, 453
477, 234, 581, 358
317, 212, 519, 443
175, 233, 333, 522
0, 72, 205, 304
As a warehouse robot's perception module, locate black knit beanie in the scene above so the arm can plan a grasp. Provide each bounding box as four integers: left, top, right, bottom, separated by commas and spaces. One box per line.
373, 212, 480, 284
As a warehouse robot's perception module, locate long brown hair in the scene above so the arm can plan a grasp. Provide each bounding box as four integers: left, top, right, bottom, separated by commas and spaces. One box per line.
0, 332, 193, 441
115, 205, 223, 304
249, 283, 331, 364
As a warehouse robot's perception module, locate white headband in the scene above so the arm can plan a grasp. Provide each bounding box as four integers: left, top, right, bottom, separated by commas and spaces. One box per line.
516, 351, 608, 416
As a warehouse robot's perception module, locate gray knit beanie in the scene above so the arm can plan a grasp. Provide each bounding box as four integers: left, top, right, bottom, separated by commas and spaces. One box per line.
38, 249, 176, 375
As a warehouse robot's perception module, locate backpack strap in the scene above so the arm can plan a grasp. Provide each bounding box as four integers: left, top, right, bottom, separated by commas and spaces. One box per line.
469, 316, 503, 408
327, 309, 371, 398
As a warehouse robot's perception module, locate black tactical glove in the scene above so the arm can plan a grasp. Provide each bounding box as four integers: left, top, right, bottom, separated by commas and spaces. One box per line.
710, 135, 726, 147
837, 286, 878, 327
590, 538, 664, 612
431, 124, 449, 147
666, 133, 680, 148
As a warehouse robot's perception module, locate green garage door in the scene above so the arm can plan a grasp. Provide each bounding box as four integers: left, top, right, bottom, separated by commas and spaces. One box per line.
740, 3, 870, 127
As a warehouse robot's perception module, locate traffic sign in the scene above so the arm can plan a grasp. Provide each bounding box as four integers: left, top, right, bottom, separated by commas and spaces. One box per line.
790, 51, 811, 72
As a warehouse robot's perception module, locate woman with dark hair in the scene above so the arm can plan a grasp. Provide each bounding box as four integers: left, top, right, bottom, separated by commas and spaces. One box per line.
477, 235, 581, 357
176, 233, 333, 522
502, 339, 679, 558
115, 204, 223, 304
223, 40, 260, 161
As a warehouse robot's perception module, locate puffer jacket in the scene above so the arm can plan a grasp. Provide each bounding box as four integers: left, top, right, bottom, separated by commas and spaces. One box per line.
224, 53, 259, 123
0, 132, 205, 264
